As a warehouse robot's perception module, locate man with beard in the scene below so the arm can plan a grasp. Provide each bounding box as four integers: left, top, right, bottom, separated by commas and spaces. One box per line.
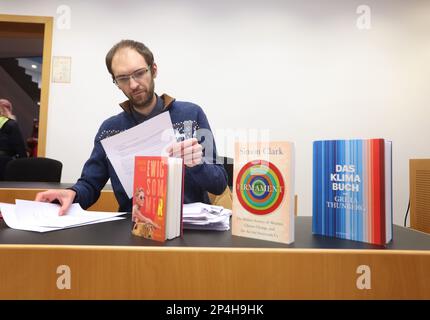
36, 40, 227, 217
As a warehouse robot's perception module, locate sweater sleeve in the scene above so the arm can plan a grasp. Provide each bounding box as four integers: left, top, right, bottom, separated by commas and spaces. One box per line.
186, 107, 227, 195
69, 127, 110, 209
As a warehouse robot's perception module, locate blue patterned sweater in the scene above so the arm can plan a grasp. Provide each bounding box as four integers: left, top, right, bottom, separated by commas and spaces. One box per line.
71, 94, 227, 212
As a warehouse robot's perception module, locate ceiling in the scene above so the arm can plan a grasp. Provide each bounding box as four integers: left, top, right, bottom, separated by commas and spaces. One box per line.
0, 21, 44, 59
0, 37, 43, 58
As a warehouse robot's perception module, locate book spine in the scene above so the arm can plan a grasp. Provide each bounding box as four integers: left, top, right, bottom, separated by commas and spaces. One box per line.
370, 139, 386, 245
179, 162, 185, 236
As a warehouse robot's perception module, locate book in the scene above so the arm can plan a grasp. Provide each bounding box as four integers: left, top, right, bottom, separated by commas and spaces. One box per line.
232, 141, 295, 244
132, 156, 184, 242
312, 139, 393, 245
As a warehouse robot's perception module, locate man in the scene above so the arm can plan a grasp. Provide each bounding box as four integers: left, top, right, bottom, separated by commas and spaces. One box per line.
36, 40, 227, 216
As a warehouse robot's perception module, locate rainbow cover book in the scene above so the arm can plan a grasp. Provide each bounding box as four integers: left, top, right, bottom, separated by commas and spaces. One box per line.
232, 141, 295, 244
312, 139, 392, 245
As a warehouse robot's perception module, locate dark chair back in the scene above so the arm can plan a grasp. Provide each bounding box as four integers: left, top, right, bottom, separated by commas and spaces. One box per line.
0, 155, 13, 180
4, 157, 62, 182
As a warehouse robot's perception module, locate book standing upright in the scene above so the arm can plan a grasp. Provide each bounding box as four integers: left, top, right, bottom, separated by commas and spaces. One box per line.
132, 156, 184, 242
232, 141, 295, 244
312, 139, 392, 245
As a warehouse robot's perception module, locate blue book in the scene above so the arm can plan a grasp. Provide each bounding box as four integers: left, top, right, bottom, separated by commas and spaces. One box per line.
312, 139, 392, 245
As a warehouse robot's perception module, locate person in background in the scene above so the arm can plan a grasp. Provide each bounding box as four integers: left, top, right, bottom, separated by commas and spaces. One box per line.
0, 99, 16, 120
0, 99, 27, 159
26, 118, 39, 157
35, 40, 227, 217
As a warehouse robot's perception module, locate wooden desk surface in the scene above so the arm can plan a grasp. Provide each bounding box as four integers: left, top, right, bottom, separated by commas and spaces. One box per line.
0, 216, 429, 299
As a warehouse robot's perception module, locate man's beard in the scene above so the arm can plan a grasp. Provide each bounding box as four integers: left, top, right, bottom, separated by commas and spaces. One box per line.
129, 81, 155, 110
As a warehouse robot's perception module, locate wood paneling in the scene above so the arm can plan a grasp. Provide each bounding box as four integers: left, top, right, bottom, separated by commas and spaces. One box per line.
410, 159, 430, 234
0, 246, 429, 299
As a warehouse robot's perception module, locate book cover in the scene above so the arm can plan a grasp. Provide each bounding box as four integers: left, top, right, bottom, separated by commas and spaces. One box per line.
232, 141, 295, 244
132, 156, 168, 242
312, 139, 393, 245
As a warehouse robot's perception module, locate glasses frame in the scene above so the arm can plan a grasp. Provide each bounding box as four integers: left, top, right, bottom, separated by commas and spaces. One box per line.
113, 65, 152, 87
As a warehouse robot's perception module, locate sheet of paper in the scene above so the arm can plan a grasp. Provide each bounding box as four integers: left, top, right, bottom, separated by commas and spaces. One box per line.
100, 111, 176, 198
183, 221, 230, 231
0, 201, 126, 232
182, 202, 231, 231
15, 200, 126, 228
1, 202, 63, 232
183, 214, 227, 224
183, 203, 225, 216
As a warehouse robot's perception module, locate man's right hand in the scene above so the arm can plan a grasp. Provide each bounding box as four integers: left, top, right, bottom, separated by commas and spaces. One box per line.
35, 189, 76, 216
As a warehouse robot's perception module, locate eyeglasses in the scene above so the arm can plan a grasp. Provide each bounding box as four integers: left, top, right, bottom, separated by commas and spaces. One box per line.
113, 66, 151, 87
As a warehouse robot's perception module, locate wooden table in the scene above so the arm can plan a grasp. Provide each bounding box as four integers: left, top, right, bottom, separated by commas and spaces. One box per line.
0, 216, 429, 299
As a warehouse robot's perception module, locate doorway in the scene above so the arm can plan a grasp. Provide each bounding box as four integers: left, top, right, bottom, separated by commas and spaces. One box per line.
0, 14, 53, 157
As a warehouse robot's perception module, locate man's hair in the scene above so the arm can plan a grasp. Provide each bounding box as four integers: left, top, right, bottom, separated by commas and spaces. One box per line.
105, 40, 154, 79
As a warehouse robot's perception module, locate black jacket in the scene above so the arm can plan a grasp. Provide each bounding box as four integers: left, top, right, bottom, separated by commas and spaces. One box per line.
0, 116, 27, 158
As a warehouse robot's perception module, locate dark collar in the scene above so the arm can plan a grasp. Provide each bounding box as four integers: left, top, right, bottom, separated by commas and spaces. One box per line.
119, 93, 176, 114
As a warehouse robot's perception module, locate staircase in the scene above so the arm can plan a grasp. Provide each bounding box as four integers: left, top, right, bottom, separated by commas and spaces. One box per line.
0, 58, 41, 103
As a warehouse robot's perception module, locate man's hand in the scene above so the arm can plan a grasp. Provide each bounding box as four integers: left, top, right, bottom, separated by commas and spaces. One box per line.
35, 189, 76, 216
167, 138, 203, 167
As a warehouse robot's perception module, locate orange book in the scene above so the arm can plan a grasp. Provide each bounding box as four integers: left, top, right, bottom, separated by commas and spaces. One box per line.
132, 156, 184, 242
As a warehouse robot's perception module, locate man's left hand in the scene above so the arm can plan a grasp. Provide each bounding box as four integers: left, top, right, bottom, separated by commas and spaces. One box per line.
167, 138, 203, 167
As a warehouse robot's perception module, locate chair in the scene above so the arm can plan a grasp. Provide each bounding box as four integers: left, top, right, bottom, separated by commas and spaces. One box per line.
208, 186, 232, 209
4, 157, 62, 182
0, 155, 13, 180
207, 156, 234, 209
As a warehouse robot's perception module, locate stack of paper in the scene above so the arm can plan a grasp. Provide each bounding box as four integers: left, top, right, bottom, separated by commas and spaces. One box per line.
183, 202, 231, 231
0, 200, 126, 232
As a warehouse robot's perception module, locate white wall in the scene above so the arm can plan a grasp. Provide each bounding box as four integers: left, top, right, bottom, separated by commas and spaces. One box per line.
1, 0, 429, 225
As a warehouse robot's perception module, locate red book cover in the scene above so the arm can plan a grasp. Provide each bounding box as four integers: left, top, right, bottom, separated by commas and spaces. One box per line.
132, 156, 168, 242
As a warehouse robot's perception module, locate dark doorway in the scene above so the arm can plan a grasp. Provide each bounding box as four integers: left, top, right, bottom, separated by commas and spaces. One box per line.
0, 15, 53, 158
0, 21, 43, 157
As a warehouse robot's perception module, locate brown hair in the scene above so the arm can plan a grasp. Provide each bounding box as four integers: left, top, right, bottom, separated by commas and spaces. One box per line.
105, 40, 154, 79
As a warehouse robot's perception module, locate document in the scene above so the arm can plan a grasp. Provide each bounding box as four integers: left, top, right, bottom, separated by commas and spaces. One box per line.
182, 202, 232, 231
1, 203, 63, 232
0, 200, 126, 232
100, 111, 177, 198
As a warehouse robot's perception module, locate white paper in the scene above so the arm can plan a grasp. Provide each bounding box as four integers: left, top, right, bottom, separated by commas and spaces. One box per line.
0, 201, 126, 232
1, 202, 63, 232
183, 222, 230, 231
182, 202, 231, 231
100, 112, 176, 198
183, 202, 225, 215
